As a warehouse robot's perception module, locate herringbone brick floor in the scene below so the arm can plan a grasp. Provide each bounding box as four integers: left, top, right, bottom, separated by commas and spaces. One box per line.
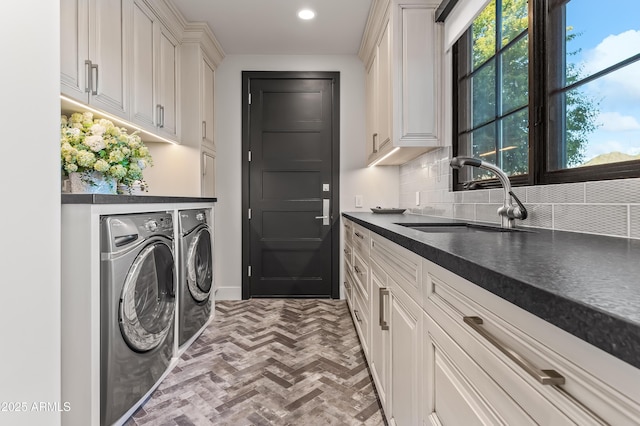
125, 299, 386, 425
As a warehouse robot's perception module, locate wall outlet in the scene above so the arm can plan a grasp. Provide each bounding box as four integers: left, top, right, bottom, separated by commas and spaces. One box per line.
355, 195, 363, 208
416, 191, 420, 206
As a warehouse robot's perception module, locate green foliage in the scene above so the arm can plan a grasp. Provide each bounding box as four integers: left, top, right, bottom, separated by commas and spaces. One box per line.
468, 0, 599, 177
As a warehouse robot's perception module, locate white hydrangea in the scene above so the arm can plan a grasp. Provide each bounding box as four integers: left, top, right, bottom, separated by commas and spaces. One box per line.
85, 135, 106, 152
90, 123, 106, 136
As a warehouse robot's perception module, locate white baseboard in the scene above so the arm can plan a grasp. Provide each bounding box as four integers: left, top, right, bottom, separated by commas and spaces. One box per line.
215, 286, 242, 300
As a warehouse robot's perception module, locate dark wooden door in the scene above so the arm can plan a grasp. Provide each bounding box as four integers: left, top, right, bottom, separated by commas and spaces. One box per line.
242, 72, 339, 298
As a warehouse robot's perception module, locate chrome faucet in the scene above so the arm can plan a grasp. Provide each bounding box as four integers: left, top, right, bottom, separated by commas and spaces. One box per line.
450, 157, 528, 229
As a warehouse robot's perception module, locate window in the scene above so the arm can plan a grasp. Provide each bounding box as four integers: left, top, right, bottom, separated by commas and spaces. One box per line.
453, 0, 640, 189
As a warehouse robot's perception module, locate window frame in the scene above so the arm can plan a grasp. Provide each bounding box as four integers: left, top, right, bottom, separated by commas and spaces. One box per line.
452, 0, 640, 191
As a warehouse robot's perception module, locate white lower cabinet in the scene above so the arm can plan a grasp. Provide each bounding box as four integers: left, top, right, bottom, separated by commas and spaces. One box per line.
342, 218, 640, 425
369, 232, 422, 425
388, 280, 422, 426
370, 260, 390, 410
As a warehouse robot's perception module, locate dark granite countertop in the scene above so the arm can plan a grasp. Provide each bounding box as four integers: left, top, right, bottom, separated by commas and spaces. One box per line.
62, 194, 217, 204
343, 212, 640, 370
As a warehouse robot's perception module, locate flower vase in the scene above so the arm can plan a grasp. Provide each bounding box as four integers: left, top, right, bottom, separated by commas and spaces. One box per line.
68, 171, 117, 194
117, 180, 148, 195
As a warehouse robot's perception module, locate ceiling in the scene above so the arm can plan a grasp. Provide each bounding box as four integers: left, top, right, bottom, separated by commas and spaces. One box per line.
170, 0, 373, 55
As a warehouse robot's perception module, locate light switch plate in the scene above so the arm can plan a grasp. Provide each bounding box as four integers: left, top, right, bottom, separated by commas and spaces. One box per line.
355, 195, 363, 208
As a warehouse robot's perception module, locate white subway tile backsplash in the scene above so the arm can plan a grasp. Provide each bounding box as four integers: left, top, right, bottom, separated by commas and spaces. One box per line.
630, 206, 640, 239
521, 204, 553, 229
421, 204, 453, 218
462, 189, 491, 203
399, 146, 636, 239
527, 182, 585, 204
475, 204, 502, 224
553, 204, 628, 237
454, 204, 475, 221
585, 179, 640, 204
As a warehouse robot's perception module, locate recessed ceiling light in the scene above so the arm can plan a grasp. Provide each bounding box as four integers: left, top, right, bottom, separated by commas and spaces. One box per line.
298, 9, 316, 20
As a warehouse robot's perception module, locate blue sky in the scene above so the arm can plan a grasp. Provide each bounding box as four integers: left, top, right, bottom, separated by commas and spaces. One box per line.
566, 0, 640, 161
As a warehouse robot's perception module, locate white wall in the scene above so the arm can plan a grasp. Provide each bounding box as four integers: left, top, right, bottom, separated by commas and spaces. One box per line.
0, 3, 61, 426
144, 143, 201, 196
214, 54, 399, 299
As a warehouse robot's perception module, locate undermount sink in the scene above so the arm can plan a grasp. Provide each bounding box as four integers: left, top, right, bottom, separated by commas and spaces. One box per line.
395, 222, 528, 233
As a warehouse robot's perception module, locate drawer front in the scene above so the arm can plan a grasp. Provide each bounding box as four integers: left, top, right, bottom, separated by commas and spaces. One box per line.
344, 239, 353, 270
352, 278, 370, 357
371, 234, 422, 306
352, 222, 370, 258
343, 218, 353, 244
423, 259, 639, 425
352, 251, 369, 302
344, 263, 354, 306
423, 311, 535, 426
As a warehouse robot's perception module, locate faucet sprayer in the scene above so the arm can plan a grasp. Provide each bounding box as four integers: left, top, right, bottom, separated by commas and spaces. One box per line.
450, 156, 527, 228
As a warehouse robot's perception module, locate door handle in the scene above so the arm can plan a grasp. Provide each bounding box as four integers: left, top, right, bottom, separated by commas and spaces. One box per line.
315, 199, 329, 226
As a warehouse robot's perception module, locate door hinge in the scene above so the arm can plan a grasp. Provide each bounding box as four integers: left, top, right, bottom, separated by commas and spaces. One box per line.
248, 93, 252, 105
248, 150, 252, 162
248, 265, 252, 277
248, 208, 252, 219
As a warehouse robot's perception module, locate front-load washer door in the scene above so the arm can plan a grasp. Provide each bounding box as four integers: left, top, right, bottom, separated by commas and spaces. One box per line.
119, 239, 175, 352
187, 227, 213, 302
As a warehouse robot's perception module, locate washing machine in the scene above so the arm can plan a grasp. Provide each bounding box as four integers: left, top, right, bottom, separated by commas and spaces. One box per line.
178, 209, 213, 347
100, 212, 176, 426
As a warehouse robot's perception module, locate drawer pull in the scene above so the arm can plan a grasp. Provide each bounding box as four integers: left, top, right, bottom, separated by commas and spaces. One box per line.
343, 248, 350, 256
463, 316, 565, 386
354, 309, 362, 322
354, 266, 362, 275
379, 288, 389, 330
354, 231, 364, 239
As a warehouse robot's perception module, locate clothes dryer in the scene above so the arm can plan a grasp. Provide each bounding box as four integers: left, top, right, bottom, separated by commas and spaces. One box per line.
100, 212, 175, 426
178, 209, 213, 347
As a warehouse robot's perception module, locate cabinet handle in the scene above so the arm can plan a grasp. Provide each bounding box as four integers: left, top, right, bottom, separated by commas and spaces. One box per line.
354, 265, 362, 275
202, 121, 206, 139
463, 316, 565, 386
160, 105, 165, 128
91, 63, 99, 95
379, 287, 389, 330
354, 309, 362, 322
157, 104, 163, 127
373, 133, 378, 153
343, 248, 350, 256
354, 231, 364, 239
84, 60, 92, 93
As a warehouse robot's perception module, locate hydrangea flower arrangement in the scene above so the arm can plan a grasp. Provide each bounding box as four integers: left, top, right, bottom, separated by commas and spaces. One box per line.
60, 111, 153, 190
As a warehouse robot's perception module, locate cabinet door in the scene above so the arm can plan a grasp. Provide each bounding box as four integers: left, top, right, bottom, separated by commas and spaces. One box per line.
370, 260, 390, 412
202, 151, 215, 197
201, 57, 215, 148
376, 21, 392, 153
365, 56, 378, 162
158, 25, 178, 138
88, 0, 129, 117
389, 283, 421, 426
60, 0, 89, 101
130, 0, 156, 128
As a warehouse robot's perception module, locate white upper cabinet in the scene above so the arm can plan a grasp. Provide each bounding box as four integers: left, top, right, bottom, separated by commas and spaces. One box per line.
179, 23, 223, 150
361, 0, 443, 166
158, 25, 179, 138
130, 0, 179, 139
61, 0, 130, 118
131, 0, 156, 128
201, 57, 215, 148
